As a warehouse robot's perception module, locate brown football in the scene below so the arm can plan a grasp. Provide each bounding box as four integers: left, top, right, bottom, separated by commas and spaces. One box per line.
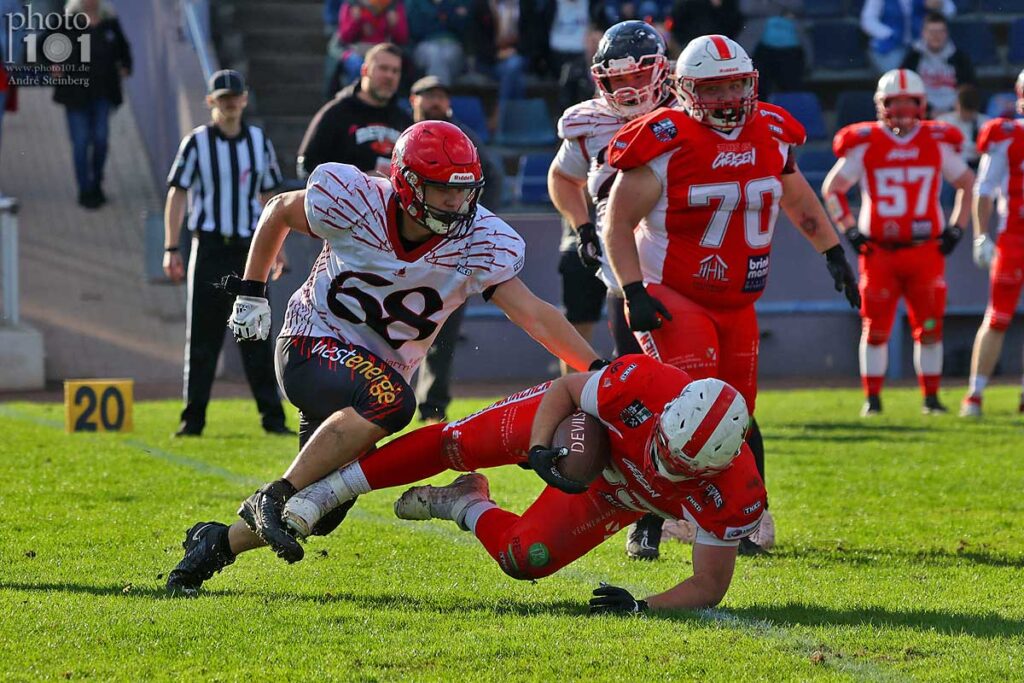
552, 410, 611, 485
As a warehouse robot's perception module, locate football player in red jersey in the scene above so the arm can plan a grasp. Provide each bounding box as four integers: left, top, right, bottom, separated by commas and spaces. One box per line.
603, 35, 859, 556
280, 354, 765, 613
166, 121, 605, 596
960, 69, 1024, 418
823, 69, 974, 416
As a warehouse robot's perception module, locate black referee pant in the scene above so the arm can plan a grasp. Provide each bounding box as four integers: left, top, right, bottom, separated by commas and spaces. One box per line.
180, 232, 286, 432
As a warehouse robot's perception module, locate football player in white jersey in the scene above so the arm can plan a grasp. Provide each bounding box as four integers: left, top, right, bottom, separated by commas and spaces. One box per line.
167, 121, 604, 595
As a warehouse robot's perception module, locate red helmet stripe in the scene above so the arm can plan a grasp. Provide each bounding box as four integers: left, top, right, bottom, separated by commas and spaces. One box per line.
681, 384, 739, 457
898, 69, 907, 90
709, 35, 733, 60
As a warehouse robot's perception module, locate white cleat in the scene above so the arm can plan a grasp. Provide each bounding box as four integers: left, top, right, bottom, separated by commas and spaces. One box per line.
749, 509, 775, 550
394, 473, 492, 530
283, 479, 340, 538
959, 395, 982, 418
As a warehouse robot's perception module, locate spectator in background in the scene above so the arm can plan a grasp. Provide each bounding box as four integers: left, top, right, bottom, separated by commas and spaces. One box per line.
861, 0, 956, 74
407, 0, 472, 84
752, 11, 804, 97
937, 84, 989, 170
331, 0, 409, 93
900, 11, 974, 117
486, 0, 527, 102
51, 0, 131, 209
324, 0, 344, 34
405, 75, 503, 424
298, 43, 412, 179
670, 0, 743, 51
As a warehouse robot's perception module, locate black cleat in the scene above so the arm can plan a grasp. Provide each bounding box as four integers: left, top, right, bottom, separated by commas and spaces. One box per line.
860, 394, 882, 417
238, 480, 304, 563
166, 522, 235, 597
626, 514, 664, 560
738, 536, 770, 556
173, 422, 202, 437
922, 394, 948, 415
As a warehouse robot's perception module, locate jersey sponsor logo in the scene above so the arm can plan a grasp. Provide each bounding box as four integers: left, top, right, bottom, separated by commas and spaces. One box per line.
598, 490, 633, 511
911, 219, 935, 237
882, 220, 901, 239
704, 483, 724, 509
685, 495, 704, 513
712, 148, 757, 169
619, 399, 653, 428
695, 254, 730, 283
724, 518, 761, 539
768, 124, 784, 136
742, 254, 770, 292
618, 363, 639, 382
743, 501, 762, 515
621, 458, 661, 499
308, 339, 401, 405
759, 109, 784, 122
649, 118, 678, 142
885, 146, 921, 161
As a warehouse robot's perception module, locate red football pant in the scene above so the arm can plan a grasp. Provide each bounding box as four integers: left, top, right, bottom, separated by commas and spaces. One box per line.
858, 244, 947, 345
984, 233, 1024, 332
357, 381, 643, 580
633, 284, 759, 413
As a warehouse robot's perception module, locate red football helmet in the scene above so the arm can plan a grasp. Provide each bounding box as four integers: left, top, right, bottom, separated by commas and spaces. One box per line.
391, 121, 484, 238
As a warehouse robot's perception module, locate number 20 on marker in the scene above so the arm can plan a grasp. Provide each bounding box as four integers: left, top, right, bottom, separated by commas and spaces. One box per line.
64, 379, 134, 433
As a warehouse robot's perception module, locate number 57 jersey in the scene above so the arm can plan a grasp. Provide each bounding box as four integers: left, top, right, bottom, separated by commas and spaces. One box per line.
281, 163, 526, 381
608, 102, 806, 310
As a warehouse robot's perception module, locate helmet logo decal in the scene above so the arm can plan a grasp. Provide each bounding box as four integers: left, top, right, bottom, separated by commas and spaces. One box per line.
708, 35, 734, 60
448, 172, 477, 183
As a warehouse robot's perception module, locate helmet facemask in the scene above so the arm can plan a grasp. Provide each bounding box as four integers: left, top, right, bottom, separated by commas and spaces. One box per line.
593, 53, 669, 119
877, 95, 926, 135
674, 72, 759, 130
400, 169, 484, 239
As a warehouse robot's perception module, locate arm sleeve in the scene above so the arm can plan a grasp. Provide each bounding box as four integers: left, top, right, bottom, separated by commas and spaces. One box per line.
646, 151, 671, 192
834, 148, 866, 185
681, 510, 740, 547
975, 150, 1009, 199
939, 143, 969, 183
552, 138, 589, 180
166, 134, 197, 189
262, 136, 283, 192
579, 369, 604, 417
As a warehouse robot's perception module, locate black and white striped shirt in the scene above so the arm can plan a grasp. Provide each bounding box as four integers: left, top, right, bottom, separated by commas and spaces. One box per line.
167, 123, 283, 237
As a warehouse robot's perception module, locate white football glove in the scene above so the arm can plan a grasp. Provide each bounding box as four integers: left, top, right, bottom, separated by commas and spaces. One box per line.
973, 235, 995, 271
229, 295, 272, 341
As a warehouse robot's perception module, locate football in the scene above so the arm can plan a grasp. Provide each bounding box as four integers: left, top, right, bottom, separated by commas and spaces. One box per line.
551, 410, 611, 485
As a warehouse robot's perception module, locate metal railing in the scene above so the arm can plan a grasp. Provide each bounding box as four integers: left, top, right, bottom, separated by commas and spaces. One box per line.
183, 0, 217, 81
0, 197, 20, 326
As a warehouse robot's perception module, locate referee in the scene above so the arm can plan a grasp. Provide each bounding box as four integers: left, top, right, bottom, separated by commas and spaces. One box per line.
162, 69, 292, 438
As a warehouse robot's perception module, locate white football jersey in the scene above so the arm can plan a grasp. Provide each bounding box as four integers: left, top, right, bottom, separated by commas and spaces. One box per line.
281, 163, 526, 380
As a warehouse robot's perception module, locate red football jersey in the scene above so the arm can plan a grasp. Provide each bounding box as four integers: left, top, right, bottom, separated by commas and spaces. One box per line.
832, 120, 966, 243
584, 354, 767, 543
976, 118, 1024, 237
608, 103, 806, 310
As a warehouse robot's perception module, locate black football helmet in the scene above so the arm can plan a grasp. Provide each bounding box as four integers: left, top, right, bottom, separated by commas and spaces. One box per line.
591, 20, 669, 119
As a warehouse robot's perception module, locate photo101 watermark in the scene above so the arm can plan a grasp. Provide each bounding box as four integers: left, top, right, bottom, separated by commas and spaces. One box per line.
4, 8, 91, 87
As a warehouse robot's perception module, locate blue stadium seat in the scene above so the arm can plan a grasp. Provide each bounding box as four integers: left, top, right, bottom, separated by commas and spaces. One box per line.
451, 96, 490, 144
495, 99, 558, 147
978, 0, 1024, 10
810, 21, 868, 70
1009, 18, 1024, 64
986, 92, 1019, 119
949, 21, 999, 67
802, 0, 846, 17
770, 92, 828, 140
835, 90, 877, 130
517, 153, 554, 205
797, 147, 837, 194
954, 0, 977, 12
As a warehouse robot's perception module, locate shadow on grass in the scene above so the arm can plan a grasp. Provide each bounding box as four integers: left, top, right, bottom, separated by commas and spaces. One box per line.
771, 545, 1024, 569
726, 602, 1024, 639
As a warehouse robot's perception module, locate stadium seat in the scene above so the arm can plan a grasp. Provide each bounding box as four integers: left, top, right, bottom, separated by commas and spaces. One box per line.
796, 147, 837, 194
1009, 18, 1024, 64
953, 0, 977, 12
809, 21, 868, 71
835, 90, 877, 130
949, 21, 999, 67
770, 92, 828, 140
978, 0, 1024, 10
495, 99, 558, 147
451, 96, 490, 144
986, 92, 1019, 119
802, 0, 846, 17
516, 153, 554, 205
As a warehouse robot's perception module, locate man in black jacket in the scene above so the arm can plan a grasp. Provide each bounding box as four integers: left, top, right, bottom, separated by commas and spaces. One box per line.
900, 12, 976, 117
296, 43, 412, 179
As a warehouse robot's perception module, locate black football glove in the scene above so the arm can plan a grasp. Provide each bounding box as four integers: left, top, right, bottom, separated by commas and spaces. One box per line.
528, 445, 588, 494
824, 245, 861, 309
589, 583, 649, 615
623, 282, 672, 332
939, 224, 964, 256
844, 226, 869, 253
576, 222, 602, 272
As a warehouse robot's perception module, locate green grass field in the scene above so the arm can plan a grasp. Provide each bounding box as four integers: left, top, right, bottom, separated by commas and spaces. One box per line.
2, 386, 1023, 681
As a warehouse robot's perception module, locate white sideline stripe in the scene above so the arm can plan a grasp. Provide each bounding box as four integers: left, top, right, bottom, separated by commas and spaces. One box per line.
0, 405, 895, 680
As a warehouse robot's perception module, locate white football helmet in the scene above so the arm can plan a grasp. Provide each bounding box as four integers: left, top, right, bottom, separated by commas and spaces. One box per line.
650, 378, 750, 479
1016, 68, 1024, 115
672, 34, 758, 129
875, 68, 927, 133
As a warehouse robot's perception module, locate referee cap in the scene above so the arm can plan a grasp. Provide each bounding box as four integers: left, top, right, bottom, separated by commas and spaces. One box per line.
208, 69, 247, 98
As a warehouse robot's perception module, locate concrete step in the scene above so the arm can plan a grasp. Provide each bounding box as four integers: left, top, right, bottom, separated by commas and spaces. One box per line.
247, 55, 325, 86
231, 1, 324, 31
241, 27, 327, 57
252, 83, 325, 117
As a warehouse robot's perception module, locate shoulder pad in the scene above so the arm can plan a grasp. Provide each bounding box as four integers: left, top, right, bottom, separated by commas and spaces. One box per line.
755, 102, 806, 146
607, 108, 686, 170
833, 122, 875, 157
977, 118, 1017, 154
924, 119, 964, 149
556, 98, 619, 141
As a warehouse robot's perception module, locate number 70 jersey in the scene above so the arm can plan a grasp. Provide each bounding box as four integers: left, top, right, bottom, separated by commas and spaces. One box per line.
281, 163, 526, 381
609, 103, 807, 310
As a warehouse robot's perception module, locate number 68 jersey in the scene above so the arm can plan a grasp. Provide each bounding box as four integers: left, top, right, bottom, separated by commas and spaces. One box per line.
281, 163, 526, 381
